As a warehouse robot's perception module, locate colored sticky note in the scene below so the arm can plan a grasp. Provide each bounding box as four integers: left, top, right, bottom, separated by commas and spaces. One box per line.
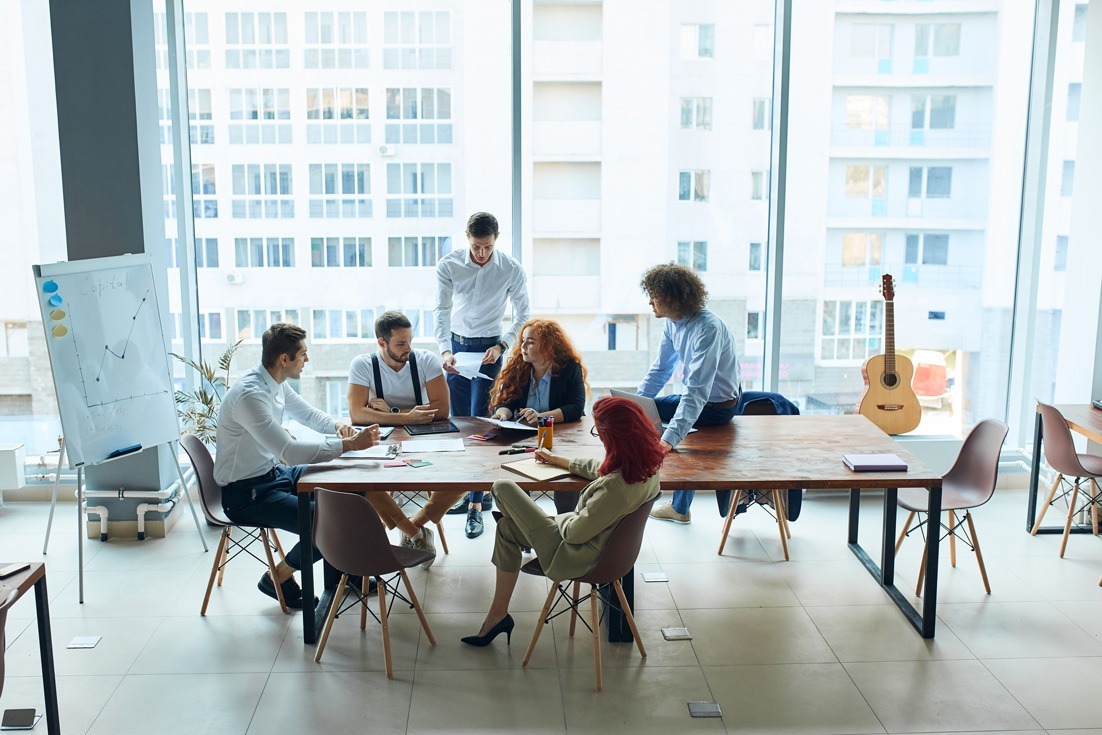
406, 460, 432, 468
42, 280, 58, 293
48, 294, 63, 307
383, 460, 406, 467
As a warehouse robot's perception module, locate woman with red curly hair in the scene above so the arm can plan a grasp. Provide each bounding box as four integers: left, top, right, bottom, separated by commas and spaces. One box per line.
461, 397, 664, 647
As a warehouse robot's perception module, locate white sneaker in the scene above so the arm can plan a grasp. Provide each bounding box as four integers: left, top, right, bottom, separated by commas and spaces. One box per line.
650, 502, 691, 524
407, 526, 437, 570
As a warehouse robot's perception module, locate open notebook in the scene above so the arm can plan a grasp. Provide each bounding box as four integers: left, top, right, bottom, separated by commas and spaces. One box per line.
501, 457, 577, 482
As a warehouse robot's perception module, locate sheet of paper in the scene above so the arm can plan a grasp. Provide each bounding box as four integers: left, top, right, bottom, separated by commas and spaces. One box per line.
479, 416, 538, 432
400, 438, 466, 453
341, 444, 399, 459
67, 635, 102, 649
451, 351, 494, 381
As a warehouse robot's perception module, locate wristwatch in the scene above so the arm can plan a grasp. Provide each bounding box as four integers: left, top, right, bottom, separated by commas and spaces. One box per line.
391, 407, 401, 413
497, 340, 508, 351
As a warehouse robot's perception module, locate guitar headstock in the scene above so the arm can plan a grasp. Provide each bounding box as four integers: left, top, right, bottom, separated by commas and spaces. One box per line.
880, 273, 895, 301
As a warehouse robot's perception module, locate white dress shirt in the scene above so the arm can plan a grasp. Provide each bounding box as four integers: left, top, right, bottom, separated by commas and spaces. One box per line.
434, 247, 531, 353
638, 308, 742, 448
213, 363, 343, 486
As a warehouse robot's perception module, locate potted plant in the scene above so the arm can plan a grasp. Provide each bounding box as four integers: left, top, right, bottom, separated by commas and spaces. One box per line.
170, 341, 243, 445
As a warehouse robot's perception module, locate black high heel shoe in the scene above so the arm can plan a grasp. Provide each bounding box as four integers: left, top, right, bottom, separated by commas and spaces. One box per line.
461, 614, 515, 647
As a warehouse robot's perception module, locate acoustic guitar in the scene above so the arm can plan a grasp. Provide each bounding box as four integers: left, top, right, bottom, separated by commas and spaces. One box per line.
858, 274, 921, 435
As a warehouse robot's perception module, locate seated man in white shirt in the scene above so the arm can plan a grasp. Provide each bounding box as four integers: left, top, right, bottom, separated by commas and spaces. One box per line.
347, 310, 464, 568
215, 323, 381, 608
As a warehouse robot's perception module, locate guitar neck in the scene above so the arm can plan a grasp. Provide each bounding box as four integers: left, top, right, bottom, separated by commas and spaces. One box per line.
885, 299, 895, 374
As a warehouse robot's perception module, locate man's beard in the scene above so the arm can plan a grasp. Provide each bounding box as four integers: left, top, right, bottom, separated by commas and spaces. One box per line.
386, 345, 410, 364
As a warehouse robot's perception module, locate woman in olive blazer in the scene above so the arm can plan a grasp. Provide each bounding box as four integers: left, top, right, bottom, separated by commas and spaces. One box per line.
461, 397, 665, 647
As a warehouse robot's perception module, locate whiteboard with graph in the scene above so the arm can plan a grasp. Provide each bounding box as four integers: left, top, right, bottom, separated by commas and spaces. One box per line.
33, 254, 180, 468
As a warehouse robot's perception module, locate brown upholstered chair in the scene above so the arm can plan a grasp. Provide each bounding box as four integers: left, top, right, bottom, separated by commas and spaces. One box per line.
312, 488, 436, 676
179, 433, 289, 615
895, 419, 1008, 596
1031, 402, 1102, 556
0, 587, 18, 700
520, 496, 657, 692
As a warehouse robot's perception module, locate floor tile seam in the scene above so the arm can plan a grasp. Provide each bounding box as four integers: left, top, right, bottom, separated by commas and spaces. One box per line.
972, 657, 1047, 731
79, 670, 128, 735
121, 614, 169, 678
834, 658, 890, 735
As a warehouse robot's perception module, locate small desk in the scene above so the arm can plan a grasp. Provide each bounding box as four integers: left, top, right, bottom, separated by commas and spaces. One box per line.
295, 415, 944, 641
1026, 403, 1102, 534
0, 563, 59, 735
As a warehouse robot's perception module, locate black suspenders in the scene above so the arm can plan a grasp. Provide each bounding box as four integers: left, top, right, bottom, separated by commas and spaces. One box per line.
371, 352, 423, 406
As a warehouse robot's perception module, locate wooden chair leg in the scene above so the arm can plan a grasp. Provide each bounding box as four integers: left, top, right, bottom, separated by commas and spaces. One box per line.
590, 584, 602, 692
401, 569, 436, 645
612, 580, 646, 658
216, 530, 231, 586
378, 576, 394, 679
717, 489, 744, 555
1032, 473, 1063, 535
916, 529, 929, 598
314, 574, 348, 663
360, 576, 369, 630
948, 510, 957, 568
270, 528, 287, 563
259, 529, 288, 614
772, 490, 790, 561
435, 520, 450, 555
1091, 479, 1100, 536
1059, 480, 1081, 558
568, 581, 581, 637
523, 584, 558, 667
964, 512, 991, 595
201, 527, 230, 616
780, 497, 791, 539
895, 511, 916, 553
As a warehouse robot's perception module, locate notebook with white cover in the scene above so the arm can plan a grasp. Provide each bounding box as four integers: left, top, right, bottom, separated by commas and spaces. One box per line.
843, 453, 908, 472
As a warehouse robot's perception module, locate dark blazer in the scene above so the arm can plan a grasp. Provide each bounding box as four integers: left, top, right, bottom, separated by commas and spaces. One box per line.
499, 359, 586, 423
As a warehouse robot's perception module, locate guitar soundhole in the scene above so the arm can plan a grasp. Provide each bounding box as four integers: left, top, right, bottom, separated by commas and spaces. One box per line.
881, 373, 899, 389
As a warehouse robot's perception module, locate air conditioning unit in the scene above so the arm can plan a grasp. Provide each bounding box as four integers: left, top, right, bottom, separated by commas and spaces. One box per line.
226, 272, 246, 285
378, 144, 398, 157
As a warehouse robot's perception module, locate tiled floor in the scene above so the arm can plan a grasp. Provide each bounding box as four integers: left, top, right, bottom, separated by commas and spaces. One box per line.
1, 488, 1101, 734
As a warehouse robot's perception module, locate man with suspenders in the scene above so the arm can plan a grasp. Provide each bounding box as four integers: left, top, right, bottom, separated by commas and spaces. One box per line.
347, 311, 462, 568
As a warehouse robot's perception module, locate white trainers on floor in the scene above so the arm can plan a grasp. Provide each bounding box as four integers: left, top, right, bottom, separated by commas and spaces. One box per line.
650, 502, 692, 524
400, 526, 437, 570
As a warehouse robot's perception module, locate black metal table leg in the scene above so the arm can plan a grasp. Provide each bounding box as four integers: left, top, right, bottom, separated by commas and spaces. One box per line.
604, 569, 633, 643
34, 576, 60, 735
921, 484, 942, 638
1027, 412, 1042, 532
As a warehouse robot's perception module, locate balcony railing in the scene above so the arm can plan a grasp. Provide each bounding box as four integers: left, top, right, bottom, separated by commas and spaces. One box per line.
824, 263, 984, 289
831, 124, 992, 150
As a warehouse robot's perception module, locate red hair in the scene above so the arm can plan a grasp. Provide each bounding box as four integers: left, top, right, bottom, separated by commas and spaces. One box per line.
593, 397, 665, 484
490, 319, 590, 410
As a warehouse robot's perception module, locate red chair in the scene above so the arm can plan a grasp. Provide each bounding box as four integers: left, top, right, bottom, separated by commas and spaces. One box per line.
1031, 402, 1102, 556
179, 434, 289, 615
895, 419, 1008, 595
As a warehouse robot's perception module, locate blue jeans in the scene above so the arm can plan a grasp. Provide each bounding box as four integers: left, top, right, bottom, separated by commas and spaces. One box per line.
447, 336, 503, 505
220, 464, 317, 570
654, 395, 739, 514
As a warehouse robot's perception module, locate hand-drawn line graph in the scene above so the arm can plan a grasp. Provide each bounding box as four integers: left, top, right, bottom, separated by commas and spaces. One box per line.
94, 289, 149, 382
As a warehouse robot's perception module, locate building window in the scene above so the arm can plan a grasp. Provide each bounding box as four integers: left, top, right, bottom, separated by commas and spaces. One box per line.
225, 12, 289, 69
165, 238, 178, 268
680, 24, 715, 59
231, 164, 293, 219
191, 164, 218, 219
383, 11, 451, 69
850, 24, 893, 72
911, 95, 956, 138
841, 232, 883, 266
1054, 235, 1068, 272
325, 379, 350, 417
750, 171, 766, 200
752, 98, 770, 130
1061, 160, 1075, 197
306, 88, 370, 144
311, 237, 372, 268
1073, 4, 1089, 43
188, 89, 214, 144
752, 25, 772, 60
195, 238, 219, 268
304, 11, 368, 69
162, 164, 176, 220
228, 88, 292, 144
915, 23, 961, 62
749, 242, 763, 271
846, 165, 887, 212
400, 308, 436, 339
845, 94, 890, 144
234, 237, 295, 268
309, 163, 371, 218
311, 308, 375, 340
908, 166, 952, 199
676, 241, 707, 271
385, 88, 453, 144
386, 163, 453, 218
746, 312, 762, 341
905, 233, 950, 266
198, 312, 223, 341
1067, 83, 1081, 122
157, 89, 172, 144
236, 308, 300, 340
678, 170, 710, 202
821, 300, 883, 361
388, 236, 453, 267
154, 12, 211, 70
679, 97, 713, 130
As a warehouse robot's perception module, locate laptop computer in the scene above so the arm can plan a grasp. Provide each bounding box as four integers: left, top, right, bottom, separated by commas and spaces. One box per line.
609, 389, 697, 436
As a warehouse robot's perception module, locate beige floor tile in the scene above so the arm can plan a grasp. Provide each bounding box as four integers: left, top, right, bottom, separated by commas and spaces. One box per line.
1051, 599, 1102, 640
805, 604, 974, 662
631, 564, 679, 610
845, 659, 1040, 732
892, 556, 1047, 604
665, 562, 800, 609
984, 657, 1102, 730
129, 614, 291, 674
548, 608, 697, 669
4, 616, 160, 677
273, 607, 426, 674
936, 601, 1102, 658
704, 663, 885, 735
247, 671, 413, 734
414, 611, 560, 671
681, 607, 837, 666
777, 558, 896, 606
407, 668, 567, 733
46, 570, 196, 619
419, 563, 551, 614
999, 554, 1102, 600
0, 674, 121, 735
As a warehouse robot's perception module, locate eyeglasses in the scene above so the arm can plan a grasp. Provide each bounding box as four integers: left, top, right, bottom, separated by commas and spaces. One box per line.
589, 425, 599, 437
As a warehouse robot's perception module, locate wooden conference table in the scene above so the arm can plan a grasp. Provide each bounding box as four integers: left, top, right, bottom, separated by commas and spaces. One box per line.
0, 563, 60, 735
295, 414, 944, 643
1026, 403, 1102, 533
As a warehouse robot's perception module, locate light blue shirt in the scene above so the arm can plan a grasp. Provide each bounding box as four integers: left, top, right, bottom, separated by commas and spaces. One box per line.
525, 370, 552, 413
638, 308, 741, 447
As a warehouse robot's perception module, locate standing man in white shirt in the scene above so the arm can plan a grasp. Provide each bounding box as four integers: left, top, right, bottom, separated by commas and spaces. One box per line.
215, 323, 381, 608
346, 310, 462, 568
434, 211, 531, 538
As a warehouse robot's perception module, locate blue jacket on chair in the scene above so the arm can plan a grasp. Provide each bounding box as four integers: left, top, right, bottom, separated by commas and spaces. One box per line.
718, 391, 804, 521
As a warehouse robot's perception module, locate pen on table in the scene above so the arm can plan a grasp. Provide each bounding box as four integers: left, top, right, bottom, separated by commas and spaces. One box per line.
499, 447, 534, 455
